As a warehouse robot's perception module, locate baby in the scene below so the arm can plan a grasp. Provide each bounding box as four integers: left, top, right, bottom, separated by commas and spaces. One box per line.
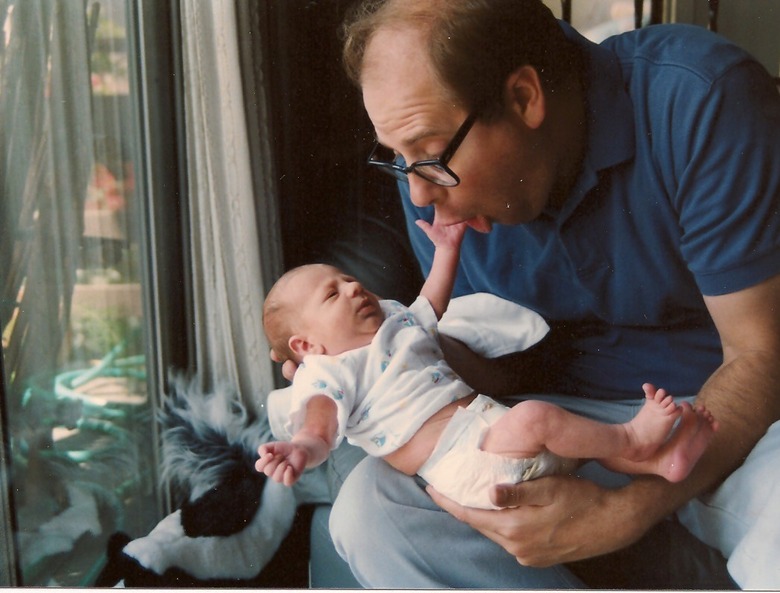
257, 219, 718, 509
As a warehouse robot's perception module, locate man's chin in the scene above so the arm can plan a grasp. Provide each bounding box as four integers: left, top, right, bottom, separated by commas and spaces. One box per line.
465, 216, 493, 233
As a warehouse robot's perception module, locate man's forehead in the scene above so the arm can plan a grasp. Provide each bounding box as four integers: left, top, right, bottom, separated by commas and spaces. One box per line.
361, 25, 439, 95
362, 29, 462, 148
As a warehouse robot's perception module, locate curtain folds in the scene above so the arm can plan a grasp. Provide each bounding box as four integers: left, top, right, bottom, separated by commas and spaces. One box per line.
179, 1, 279, 416
1, 0, 95, 412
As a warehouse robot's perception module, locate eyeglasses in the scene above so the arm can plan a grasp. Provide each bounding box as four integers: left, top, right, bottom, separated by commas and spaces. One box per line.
367, 112, 478, 187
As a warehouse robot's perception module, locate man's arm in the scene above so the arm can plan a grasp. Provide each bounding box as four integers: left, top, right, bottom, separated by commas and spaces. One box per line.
429, 273, 780, 566
439, 334, 557, 397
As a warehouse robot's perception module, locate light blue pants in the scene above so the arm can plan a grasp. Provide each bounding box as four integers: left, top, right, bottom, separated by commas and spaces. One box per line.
329, 394, 721, 588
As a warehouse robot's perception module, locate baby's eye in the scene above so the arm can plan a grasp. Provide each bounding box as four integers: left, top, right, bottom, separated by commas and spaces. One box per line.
327, 291, 338, 299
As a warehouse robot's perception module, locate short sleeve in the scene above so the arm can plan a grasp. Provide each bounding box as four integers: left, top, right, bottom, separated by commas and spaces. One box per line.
287, 355, 357, 450
672, 61, 780, 295
406, 296, 439, 332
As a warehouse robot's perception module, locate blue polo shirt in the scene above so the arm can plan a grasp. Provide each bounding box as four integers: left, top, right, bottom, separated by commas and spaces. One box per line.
401, 24, 780, 400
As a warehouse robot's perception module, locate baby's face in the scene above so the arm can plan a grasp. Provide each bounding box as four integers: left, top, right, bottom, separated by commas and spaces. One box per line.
287, 265, 384, 356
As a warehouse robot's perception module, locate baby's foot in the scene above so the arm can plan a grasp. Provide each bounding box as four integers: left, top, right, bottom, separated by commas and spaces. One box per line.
652, 402, 719, 482
624, 383, 682, 460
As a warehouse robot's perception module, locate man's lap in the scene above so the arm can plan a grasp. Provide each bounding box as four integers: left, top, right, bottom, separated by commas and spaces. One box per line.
328, 394, 738, 588
330, 454, 586, 588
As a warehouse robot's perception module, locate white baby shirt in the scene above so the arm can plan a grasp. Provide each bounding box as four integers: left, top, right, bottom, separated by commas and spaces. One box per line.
286, 296, 474, 456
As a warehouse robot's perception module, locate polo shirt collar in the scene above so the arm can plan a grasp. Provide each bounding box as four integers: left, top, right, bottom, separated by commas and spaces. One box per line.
545, 23, 636, 222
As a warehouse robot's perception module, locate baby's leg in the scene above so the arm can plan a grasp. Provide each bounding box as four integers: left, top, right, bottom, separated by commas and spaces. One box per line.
602, 402, 718, 482
481, 386, 682, 463
481, 398, 648, 461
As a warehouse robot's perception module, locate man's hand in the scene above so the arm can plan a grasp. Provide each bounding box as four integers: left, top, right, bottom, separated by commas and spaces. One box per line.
270, 348, 298, 382
256, 441, 309, 487
426, 475, 650, 567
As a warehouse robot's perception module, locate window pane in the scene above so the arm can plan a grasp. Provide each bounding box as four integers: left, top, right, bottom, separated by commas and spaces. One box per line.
1, 1, 162, 585
543, 0, 653, 41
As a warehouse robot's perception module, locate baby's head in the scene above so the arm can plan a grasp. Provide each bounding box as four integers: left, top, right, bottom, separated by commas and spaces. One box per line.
263, 263, 384, 364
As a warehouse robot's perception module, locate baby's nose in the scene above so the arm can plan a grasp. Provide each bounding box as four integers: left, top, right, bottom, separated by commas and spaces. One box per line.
346, 281, 363, 296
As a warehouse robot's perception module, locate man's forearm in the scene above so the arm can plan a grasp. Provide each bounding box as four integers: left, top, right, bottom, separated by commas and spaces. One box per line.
618, 349, 780, 539
573, 274, 780, 560
687, 349, 780, 491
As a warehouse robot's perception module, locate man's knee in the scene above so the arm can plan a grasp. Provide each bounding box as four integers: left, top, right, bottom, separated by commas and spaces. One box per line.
329, 457, 382, 557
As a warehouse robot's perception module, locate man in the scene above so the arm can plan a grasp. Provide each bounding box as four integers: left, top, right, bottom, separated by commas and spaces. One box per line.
325, 0, 780, 587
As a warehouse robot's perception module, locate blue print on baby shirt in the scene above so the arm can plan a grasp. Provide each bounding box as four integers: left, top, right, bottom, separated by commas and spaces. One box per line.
398, 312, 416, 327
380, 349, 393, 373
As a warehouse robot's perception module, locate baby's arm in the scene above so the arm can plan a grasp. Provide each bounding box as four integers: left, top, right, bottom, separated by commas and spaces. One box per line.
256, 395, 337, 487
416, 219, 467, 319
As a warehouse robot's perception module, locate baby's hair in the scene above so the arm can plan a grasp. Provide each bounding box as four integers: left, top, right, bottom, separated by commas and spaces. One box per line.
263, 264, 331, 363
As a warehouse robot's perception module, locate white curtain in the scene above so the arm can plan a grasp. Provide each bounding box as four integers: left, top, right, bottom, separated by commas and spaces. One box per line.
179, 0, 281, 417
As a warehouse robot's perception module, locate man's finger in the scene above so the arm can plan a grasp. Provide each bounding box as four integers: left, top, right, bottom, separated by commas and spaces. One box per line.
426, 485, 463, 517
426, 485, 493, 525
282, 359, 298, 382
427, 485, 517, 551
491, 483, 525, 508
270, 348, 282, 363
491, 477, 564, 508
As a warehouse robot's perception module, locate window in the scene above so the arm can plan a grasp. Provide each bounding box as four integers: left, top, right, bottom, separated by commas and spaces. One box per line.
544, 0, 656, 41
0, 0, 182, 585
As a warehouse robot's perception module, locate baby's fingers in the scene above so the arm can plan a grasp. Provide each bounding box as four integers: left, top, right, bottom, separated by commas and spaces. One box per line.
272, 461, 293, 485
256, 452, 283, 479
254, 448, 271, 472
415, 219, 432, 234
283, 465, 299, 487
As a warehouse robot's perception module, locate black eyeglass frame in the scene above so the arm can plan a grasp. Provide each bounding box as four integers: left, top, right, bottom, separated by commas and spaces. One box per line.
366, 111, 479, 187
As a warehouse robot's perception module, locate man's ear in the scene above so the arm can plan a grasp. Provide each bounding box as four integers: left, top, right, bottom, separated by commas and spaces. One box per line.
504, 65, 546, 130
288, 335, 324, 359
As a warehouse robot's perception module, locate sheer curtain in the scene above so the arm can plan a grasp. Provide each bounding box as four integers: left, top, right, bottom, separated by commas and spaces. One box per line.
1, 0, 94, 416
179, 0, 281, 416
1, 1, 170, 584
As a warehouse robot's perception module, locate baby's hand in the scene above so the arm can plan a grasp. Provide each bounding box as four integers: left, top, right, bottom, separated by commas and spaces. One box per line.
256, 441, 309, 487
415, 218, 467, 251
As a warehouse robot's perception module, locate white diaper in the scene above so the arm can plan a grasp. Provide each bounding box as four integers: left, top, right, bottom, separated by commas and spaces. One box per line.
418, 394, 574, 509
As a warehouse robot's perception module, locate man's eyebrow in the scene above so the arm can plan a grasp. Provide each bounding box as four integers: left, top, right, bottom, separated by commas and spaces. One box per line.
404, 127, 442, 146
375, 127, 443, 149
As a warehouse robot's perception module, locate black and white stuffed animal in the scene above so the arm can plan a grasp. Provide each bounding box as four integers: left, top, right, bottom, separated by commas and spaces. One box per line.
95, 375, 329, 587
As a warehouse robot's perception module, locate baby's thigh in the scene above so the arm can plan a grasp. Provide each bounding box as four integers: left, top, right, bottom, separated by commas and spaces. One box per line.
498, 393, 648, 424
481, 399, 560, 457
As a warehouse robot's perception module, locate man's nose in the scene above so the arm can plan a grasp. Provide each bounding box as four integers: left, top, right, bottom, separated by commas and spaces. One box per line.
408, 174, 447, 208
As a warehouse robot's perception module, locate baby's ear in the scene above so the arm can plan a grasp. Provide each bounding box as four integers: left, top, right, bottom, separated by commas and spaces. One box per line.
288, 335, 324, 359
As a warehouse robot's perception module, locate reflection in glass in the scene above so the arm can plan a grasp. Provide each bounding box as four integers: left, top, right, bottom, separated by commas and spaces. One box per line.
1, 1, 160, 585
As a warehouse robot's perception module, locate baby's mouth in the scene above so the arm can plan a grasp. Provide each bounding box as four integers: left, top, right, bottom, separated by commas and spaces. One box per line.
357, 298, 375, 315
